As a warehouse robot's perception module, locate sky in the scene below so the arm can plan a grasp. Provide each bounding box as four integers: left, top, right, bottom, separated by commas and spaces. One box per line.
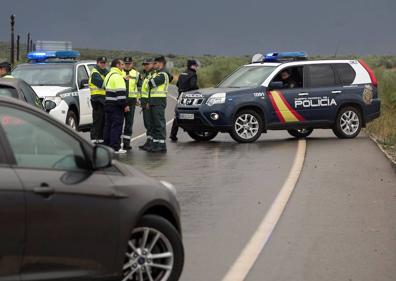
0, 0, 395, 56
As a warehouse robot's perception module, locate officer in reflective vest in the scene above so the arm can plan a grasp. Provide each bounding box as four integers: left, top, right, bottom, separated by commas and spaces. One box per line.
89, 56, 109, 143
146, 56, 173, 153
0, 62, 14, 78
103, 58, 129, 154
138, 58, 156, 151
121, 57, 140, 150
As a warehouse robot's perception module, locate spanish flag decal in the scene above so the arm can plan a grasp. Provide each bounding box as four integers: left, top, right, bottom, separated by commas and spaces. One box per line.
267, 91, 305, 123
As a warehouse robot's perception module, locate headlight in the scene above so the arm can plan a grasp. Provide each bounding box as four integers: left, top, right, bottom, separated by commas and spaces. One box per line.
160, 180, 177, 195
206, 92, 226, 106
45, 96, 62, 106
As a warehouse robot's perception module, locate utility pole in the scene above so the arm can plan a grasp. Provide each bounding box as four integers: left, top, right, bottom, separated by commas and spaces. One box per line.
27, 32, 30, 53
16, 35, 20, 61
10, 14, 15, 64
30, 39, 33, 51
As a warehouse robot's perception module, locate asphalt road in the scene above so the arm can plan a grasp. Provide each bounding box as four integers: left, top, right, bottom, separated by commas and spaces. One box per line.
85, 88, 396, 281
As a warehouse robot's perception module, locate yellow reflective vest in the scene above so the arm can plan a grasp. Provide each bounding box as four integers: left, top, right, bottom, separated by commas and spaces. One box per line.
89, 68, 106, 96
125, 69, 139, 98
150, 71, 170, 98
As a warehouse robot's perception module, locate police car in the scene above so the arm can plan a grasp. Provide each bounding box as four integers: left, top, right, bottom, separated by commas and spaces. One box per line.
12, 41, 96, 131
176, 52, 380, 143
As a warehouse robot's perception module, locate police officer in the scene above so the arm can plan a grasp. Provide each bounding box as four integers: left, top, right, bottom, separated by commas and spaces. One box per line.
280, 69, 298, 89
170, 59, 199, 141
103, 58, 129, 154
138, 58, 156, 151
146, 56, 173, 153
121, 57, 140, 150
0, 62, 14, 78
89, 56, 109, 144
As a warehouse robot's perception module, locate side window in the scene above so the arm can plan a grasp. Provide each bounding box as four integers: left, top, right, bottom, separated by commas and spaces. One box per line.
333, 63, 356, 85
272, 66, 304, 89
77, 65, 89, 89
0, 86, 18, 98
88, 64, 96, 72
19, 82, 43, 109
308, 64, 336, 88
0, 106, 88, 171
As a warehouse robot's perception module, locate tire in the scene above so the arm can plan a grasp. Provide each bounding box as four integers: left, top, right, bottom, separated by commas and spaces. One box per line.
187, 131, 218, 142
122, 215, 184, 281
229, 109, 263, 143
287, 128, 314, 138
332, 106, 362, 139
66, 110, 78, 131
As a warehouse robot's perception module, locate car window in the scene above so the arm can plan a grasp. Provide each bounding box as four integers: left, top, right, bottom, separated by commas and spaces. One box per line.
77, 65, 89, 88
272, 66, 304, 89
333, 63, 356, 85
19, 82, 43, 109
308, 64, 336, 88
12, 64, 74, 87
88, 64, 96, 71
218, 66, 276, 88
0, 86, 18, 98
0, 106, 88, 171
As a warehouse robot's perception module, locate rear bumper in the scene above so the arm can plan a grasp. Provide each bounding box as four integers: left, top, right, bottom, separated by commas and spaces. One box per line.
364, 99, 381, 124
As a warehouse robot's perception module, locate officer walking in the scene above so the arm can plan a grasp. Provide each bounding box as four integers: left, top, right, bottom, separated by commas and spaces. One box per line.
121, 57, 140, 150
146, 56, 173, 153
103, 58, 129, 154
138, 58, 156, 151
170, 59, 199, 141
0, 62, 14, 78
89, 56, 109, 144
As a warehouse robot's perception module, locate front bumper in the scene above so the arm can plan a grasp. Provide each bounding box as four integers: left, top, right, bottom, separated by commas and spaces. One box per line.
48, 100, 69, 124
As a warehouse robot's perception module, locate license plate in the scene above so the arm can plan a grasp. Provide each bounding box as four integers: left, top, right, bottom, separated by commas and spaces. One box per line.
179, 113, 194, 120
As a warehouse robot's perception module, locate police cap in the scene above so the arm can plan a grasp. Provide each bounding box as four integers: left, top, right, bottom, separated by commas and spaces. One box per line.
154, 56, 166, 63
96, 56, 107, 63
142, 58, 154, 65
124, 57, 133, 63
0, 61, 11, 71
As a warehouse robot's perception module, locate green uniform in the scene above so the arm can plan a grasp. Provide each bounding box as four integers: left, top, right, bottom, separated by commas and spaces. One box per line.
122, 69, 140, 148
139, 70, 156, 150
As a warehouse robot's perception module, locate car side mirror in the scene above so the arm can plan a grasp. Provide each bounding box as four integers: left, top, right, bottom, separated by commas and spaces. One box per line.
79, 78, 89, 89
269, 81, 284, 90
93, 145, 113, 169
44, 100, 57, 112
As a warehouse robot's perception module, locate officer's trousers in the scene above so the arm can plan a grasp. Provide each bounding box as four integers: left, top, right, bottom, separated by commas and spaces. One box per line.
104, 104, 124, 151
150, 104, 166, 143
122, 100, 136, 146
90, 100, 105, 142
141, 100, 153, 141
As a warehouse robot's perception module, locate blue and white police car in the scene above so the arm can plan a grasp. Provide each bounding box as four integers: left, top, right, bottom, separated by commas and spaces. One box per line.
176, 52, 381, 143
12, 41, 96, 131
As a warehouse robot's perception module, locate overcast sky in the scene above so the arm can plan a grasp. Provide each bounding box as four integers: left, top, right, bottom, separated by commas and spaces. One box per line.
1, 0, 395, 56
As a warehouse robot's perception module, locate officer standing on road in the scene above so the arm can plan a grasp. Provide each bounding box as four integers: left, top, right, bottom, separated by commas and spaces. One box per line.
103, 58, 129, 154
138, 58, 156, 151
146, 56, 173, 153
121, 57, 140, 150
170, 59, 199, 141
89, 56, 109, 144
0, 62, 14, 78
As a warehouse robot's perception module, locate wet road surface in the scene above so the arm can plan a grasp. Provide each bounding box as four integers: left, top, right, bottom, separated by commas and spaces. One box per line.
85, 89, 396, 281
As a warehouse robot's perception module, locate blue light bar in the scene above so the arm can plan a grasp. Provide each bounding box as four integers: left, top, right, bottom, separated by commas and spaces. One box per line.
27, 50, 80, 61
264, 52, 308, 62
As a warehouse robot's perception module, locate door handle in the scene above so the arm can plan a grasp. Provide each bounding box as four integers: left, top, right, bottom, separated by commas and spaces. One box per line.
331, 90, 342, 94
298, 93, 309, 96
33, 184, 55, 197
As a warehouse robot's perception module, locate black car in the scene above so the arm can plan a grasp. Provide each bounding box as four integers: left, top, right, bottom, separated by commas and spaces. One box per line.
0, 97, 184, 281
0, 78, 44, 110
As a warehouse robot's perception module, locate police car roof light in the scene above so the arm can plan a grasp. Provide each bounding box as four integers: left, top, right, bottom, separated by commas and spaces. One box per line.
27, 50, 80, 61
264, 51, 308, 62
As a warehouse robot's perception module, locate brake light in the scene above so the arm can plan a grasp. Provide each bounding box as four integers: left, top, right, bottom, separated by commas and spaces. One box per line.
359, 59, 378, 87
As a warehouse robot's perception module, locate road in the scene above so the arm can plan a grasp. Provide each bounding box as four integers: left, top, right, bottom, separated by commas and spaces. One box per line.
91, 88, 396, 281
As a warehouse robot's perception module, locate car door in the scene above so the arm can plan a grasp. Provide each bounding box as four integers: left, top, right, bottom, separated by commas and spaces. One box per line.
0, 105, 120, 281
0, 123, 25, 281
76, 64, 92, 126
302, 64, 339, 122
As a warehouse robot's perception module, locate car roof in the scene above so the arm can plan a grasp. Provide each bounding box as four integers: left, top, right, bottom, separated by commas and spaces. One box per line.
245, 59, 357, 67
0, 78, 27, 88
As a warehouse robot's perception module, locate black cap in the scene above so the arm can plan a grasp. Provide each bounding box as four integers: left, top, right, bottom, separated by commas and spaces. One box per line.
0, 61, 11, 68
142, 58, 154, 65
154, 56, 166, 63
96, 56, 107, 63
124, 57, 133, 63
187, 59, 198, 68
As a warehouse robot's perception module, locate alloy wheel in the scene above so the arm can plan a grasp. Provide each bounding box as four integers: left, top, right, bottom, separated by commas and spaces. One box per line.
340, 110, 360, 136
234, 113, 259, 140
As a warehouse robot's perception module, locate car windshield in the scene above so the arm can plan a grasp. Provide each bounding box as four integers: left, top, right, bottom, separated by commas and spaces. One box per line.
218, 65, 276, 88
12, 64, 74, 87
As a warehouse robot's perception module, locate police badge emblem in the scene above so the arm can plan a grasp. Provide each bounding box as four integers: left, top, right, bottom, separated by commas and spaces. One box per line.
362, 85, 373, 105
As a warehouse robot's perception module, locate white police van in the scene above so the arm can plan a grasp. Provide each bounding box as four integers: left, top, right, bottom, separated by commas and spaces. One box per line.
12, 41, 96, 131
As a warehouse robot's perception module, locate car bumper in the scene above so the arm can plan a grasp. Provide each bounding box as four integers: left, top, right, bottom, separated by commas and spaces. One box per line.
364, 99, 381, 124
48, 100, 68, 124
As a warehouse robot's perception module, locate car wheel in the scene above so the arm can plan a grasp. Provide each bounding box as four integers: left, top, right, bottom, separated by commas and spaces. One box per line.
229, 110, 263, 143
122, 215, 184, 281
287, 128, 313, 138
332, 106, 362, 139
187, 131, 218, 142
66, 110, 78, 131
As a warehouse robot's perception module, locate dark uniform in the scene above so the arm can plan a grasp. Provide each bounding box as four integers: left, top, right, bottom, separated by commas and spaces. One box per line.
89, 57, 109, 143
122, 57, 140, 150
170, 60, 199, 140
103, 66, 127, 152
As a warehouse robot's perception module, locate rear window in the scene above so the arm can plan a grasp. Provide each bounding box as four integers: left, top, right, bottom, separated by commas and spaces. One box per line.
0, 86, 18, 98
308, 64, 336, 88
333, 63, 356, 85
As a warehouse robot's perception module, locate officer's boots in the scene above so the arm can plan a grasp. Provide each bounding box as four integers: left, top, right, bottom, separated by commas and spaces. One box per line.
138, 139, 152, 151
123, 141, 132, 150
149, 142, 167, 153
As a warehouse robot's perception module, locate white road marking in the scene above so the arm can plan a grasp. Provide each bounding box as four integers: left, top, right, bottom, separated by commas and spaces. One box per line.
222, 139, 307, 281
131, 94, 178, 143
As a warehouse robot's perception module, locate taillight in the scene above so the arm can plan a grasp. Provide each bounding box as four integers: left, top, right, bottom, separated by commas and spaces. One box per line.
359, 59, 378, 87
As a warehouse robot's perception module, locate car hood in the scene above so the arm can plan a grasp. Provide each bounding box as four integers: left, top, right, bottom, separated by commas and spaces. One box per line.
182, 87, 244, 98
31, 86, 72, 98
